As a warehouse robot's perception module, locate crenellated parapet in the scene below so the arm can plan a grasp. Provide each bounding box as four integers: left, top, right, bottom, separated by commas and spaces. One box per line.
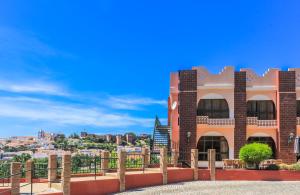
288, 68, 300, 87
240, 68, 279, 88
192, 66, 234, 88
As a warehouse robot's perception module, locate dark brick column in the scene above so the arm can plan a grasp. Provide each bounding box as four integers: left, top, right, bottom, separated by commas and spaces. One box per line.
234, 71, 247, 158
277, 71, 297, 164
178, 70, 197, 161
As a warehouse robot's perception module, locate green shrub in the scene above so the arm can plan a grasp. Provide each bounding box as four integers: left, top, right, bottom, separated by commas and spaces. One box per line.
266, 164, 279, 170
292, 163, 300, 171
279, 163, 300, 171
239, 143, 272, 169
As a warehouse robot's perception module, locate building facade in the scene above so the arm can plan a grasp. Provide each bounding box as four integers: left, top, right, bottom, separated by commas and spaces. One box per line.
168, 66, 300, 165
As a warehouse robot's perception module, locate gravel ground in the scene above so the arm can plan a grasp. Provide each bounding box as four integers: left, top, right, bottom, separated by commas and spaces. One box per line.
116, 181, 300, 195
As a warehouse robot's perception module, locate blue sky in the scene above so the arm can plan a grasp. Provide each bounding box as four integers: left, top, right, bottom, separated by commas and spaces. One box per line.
0, 1, 299, 137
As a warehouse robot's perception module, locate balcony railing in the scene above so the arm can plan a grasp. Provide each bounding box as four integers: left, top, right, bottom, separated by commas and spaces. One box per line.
247, 117, 277, 127
197, 116, 235, 126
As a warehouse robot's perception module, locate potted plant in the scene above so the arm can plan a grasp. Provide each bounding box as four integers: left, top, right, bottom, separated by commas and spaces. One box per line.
239, 143, 272, 170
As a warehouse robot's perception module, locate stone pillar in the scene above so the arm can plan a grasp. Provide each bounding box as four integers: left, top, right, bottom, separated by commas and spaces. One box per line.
101, 151, 110, 175
160, 147, 168, 185
117, 150, 126, 192
10, 162, 21, 195
234, 71, 247, 158
178, 70, 197, 161
191, 149, 198, 180
48, 154, 57, 187
25, 160, 33, 183
171, 149, 178, 167
62, 153, 71, 195
277, 71, 297, 163
208, 149, 216, 181
142, 148, 150, 168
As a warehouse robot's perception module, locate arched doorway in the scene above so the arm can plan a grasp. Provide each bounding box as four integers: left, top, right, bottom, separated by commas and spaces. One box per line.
247, 137, 276, 158
197, 136, 229, 161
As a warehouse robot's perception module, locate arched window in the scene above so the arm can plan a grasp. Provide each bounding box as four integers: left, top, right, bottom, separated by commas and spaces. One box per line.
247, 100, 276, 120
197, 99, 229, 118
197, 136, 229, 161
247, 137, 276, 158
297, 100, 300, 117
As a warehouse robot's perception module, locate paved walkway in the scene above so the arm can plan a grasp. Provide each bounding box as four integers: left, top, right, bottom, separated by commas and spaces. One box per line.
117, 181, 300, 195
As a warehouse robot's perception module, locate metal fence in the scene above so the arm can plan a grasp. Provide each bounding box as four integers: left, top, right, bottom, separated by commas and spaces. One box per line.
126, 153, 145, 172
178, 150, 191, 167
33, 163, 48, 178
0, 162, 10, 181
150, 151, 160, 166
0, 168, 32, 194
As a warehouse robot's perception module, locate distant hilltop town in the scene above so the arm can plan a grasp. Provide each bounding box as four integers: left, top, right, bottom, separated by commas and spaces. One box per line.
0, 130, 151, 161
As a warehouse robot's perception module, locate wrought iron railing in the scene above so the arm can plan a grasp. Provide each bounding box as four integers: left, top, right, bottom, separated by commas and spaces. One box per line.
150, 151, 160, 166
33, 163, 48, 178
0, 162, 10, 180
0, 168, 32, 194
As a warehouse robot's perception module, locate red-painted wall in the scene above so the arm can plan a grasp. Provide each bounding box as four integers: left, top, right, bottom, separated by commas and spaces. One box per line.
198, 169, 210, 180
216, 170, 300, 181
168, 168, 194, 183
0, 188, 11, 195
70, 179, 120, 195
126, 173, 162, 190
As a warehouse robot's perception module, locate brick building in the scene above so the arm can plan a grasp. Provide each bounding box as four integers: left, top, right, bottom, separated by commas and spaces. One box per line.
168, 66, 300, 166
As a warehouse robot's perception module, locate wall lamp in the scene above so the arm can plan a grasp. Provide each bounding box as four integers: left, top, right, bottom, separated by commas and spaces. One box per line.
288, 132, 295, 144
187, 131, 191, 143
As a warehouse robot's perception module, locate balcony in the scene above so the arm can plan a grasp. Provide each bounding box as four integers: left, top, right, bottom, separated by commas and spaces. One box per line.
247, 117, 277, 127
197, 116, 278, 127
197, 116, 235, 126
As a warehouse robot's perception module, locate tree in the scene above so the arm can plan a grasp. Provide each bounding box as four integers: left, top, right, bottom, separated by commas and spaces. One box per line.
12, 153, 32, 164
239, 143, 272, 169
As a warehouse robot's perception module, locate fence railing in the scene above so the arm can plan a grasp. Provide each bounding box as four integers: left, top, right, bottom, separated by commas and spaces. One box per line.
70, 155, 118, 180
247, 117, 277, 127
0, 162, 10, 180
0, 167, 32, 194
197, 116, 235, 126
150, 151, 160, 166
126, 153, 145, 173
33, 163, 48, 178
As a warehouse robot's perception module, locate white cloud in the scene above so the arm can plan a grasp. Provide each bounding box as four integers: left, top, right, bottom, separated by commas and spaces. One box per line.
107, 95, 167, 110
0, 96, 156, 128
0, 80, 69, 96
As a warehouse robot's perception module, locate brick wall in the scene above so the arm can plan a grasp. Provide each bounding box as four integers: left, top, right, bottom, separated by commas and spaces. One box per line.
234, 71, 247, 158
178, 70, 197, 159
277, 71, 297, 163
